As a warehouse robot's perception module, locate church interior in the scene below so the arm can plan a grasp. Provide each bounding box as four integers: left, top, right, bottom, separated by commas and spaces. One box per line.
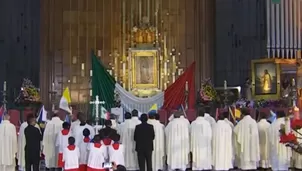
1, 0, 302, 124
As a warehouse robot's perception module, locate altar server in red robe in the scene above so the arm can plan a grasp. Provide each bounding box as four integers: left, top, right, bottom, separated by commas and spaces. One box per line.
108, 134, 125, 166
56, 122, 72, 168
63, 136, 80, 171
79, 128, 91, 171
87, 135, 107, 171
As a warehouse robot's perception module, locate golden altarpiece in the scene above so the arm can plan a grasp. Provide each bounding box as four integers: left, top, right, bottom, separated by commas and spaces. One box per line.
40, 0, 196, 108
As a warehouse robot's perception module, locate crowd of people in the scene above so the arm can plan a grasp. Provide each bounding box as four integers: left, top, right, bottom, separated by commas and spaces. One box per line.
0, 106, 298, 171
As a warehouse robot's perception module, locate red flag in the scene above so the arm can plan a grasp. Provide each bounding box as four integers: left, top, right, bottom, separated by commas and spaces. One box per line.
162, 62, 195, 110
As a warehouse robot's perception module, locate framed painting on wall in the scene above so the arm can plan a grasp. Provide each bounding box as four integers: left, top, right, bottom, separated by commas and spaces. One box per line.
251, 59, 280, 100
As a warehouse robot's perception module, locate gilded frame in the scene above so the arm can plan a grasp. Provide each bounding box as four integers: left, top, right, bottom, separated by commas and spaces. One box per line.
251, 59, 280, 100
131, 50, 158, 89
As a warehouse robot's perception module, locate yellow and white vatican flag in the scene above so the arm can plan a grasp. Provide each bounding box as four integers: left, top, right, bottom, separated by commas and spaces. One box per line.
59, 87, 72, 113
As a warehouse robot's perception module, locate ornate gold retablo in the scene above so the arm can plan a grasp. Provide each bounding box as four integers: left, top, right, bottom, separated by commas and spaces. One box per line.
133, 26, 155, 44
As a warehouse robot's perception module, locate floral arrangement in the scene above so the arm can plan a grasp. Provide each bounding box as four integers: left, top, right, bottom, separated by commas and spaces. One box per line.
279, 118, 302, 154
15, 78, 41, 103
199, 78, 217, 102
235, 99, 287, 108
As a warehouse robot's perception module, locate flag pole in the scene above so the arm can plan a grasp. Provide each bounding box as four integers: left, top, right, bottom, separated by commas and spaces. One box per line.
3, 81, 6, 111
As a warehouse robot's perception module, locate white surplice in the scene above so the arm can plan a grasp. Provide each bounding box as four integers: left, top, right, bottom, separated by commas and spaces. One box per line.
78, 138, 90, 167
17, 122, 40, 171
165, 117, 190, 171
43, 116, 63, 168
148, 119, 165, 171
293, 128, 302, 169
119, 117, 141, 170
62, 146, 80, 170
212, 120, 233, 171
73, 123, 95, 146
269, 117, 292, 170
234, 115, 260, 170
257, 119, 271, 168
204, 113, 216, 128
108, 143, 125, 166
0, 120, 17, 171
87, 143, 107, 170
190, 117, 212, 170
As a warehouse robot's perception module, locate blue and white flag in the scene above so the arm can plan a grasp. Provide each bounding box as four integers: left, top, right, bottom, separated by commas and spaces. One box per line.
36, 105, 47, 123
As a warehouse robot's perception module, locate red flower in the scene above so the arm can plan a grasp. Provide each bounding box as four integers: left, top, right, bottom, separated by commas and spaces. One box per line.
291, 119, 302, 130
280, 133, 298, 144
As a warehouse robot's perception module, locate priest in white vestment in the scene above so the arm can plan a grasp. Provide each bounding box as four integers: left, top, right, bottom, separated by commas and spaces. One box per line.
43, 113, 63, 169
0, 114, 17, 171
70, 115, 80, 135
148, 113, 165, 171
119, 111, 141, 170
268, 110, 292, 170
204, 106, 216, 128
17, 121, 40, 171
212, 114, 233, 171
222, 112, 234, 129
234, 108, 260, 170
190, 108, 212, 170
73, 112, 95, 146
257, 113, 271, 169
165, 111, 190, 171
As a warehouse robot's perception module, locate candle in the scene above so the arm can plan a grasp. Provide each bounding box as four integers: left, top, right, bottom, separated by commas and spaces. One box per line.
172, 55, 175, 63
90, 70, 93, 77
172, 73, 175, 83
164, 62, 167, 75
292, 78, 296, 86
52, 82, 55, 91
122, 63, 126, 76
164, 83, 167, 90
98, 50, 102, 56
3, 81, 6, 91
185, 81, 188, 91
224, 80, 227, 90
89, 90, 92, 96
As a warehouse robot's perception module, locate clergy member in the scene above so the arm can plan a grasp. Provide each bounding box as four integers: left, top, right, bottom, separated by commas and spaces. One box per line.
212, 113, 233, 171
234, 108, 260, 170
0, 114, 17, 171
148, 113, 165, 171
204, 106, 216, 128
269, 110, 292, 170
71, 113, 80, 134
119, 111, 140, 170
257, 112, 271, 169
165, 111, 190, 171
223, 111, 234, 129
43, 112, 63, 169
17, 120, 40, 171
73, 112, 95, 146
190, 107, 212, 171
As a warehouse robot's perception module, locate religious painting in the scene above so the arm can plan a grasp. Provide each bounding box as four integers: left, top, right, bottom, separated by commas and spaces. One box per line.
251, 59, 280, 100
130, 49, 158, 89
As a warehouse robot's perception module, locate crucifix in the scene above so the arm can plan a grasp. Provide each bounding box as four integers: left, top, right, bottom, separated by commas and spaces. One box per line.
90, 95, 105, 126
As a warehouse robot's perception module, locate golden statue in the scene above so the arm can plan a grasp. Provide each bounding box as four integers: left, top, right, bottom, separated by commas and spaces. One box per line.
132, 16, 156, 44
261, 69, 272, 92
135, 29, 144, 44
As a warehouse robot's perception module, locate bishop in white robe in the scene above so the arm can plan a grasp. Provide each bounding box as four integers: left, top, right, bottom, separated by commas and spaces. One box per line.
268, 111, 291, 171
234, 109, 260, 170
190, 109, 212, 170
165, 111, 190, 171
17, 121, 40, 171
257, 114, 271, 169
119, 112, 141, 170
0, 114, 17, 171
212, 115, 233, 171
43, 114, 63, 169
148, 113, 165, 171
204, 106, 216, 128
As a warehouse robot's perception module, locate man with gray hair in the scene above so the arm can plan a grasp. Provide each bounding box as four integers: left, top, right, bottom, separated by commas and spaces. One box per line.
165, 111, 190, 171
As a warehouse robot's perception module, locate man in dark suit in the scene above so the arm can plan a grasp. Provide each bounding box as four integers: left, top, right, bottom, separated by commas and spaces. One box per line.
134, 113, 155, 171
24, 114, 42, 171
